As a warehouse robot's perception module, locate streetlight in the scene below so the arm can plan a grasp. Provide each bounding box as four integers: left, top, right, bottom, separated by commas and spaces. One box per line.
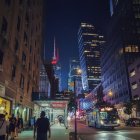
74, 68, 82, 140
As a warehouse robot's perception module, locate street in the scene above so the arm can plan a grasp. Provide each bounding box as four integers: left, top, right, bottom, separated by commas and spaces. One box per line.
11, 121, 140, 140
70, 120, 140, 140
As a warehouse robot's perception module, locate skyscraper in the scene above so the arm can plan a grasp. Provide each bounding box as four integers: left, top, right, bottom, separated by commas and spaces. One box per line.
68, 58, 82, 96
78, 23, 105, 91
51, 38, 62, 92
102, 0, 140, 105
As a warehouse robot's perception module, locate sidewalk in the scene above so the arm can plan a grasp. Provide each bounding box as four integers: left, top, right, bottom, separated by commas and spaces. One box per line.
15, 123, 69, 140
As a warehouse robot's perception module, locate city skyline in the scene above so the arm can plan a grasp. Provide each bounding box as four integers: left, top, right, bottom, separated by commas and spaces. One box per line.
44, 0, 110, 90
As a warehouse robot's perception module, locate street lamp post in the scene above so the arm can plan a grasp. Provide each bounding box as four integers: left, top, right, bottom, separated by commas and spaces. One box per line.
74, 68, 82, 140
74, 77, 77, 140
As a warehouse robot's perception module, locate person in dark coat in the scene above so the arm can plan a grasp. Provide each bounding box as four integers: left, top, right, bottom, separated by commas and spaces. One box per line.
35, 111, 51, 140
9, 114, 16, 140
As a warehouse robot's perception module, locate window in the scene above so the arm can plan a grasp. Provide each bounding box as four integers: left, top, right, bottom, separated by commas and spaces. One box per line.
14, 38, 19, 53
17, 16, 21, 31
30, 45, 32, 53
20, 74, 24, 90
22, 52, 26, 66
5, 0, 11, 6
19, 0, 23, 5
130, 69, 136, 77
24, 32, 27, 42
131, 81, 138, 90
1, 17, 8, 35
11, 65, 16, 80
27, 80, 30, 93
0, 50, 4, 65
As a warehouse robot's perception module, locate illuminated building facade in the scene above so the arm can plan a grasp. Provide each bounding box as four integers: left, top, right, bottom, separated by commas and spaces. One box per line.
39, 62, 51, 98
128, 58, 140, 100
0, 0, 43, 121
78, 23, 105, 91
68, 58, 82, 96
51, 38, 62, 92
102, 0, 140, 105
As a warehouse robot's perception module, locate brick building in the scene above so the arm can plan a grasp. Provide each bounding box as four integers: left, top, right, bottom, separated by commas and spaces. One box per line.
0, 0, 43, 123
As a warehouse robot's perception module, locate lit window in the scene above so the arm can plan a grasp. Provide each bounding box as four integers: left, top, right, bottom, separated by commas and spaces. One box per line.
131, 82, 138, 90
130, 69, 136, 77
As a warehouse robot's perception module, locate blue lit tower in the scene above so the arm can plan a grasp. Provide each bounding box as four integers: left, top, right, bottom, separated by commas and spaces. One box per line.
68, 58, 82, 96
78, 23, 105, 92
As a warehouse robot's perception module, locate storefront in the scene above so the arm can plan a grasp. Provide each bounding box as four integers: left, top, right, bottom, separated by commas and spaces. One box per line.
0, 97, 11, 118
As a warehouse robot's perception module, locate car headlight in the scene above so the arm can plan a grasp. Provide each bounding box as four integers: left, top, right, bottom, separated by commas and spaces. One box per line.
117, 119, 120, 124
100, 120, 104, 125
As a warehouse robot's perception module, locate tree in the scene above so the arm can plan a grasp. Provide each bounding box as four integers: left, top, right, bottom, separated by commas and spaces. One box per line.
123, 102, 133, 116
95, 84, 109, 108
67, 92, 77, 112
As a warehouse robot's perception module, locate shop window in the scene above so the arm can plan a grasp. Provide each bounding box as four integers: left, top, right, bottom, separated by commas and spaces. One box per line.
11, 65, 16, 81
1, 17, 8, 35
20, 74, 24, 90
0, 50, 4, 65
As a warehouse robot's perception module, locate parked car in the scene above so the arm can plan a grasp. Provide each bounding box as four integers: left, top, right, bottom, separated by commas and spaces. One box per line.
125, 118, 140, 127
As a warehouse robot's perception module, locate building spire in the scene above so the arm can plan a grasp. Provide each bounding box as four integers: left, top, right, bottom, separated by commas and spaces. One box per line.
51, 36, 58, 65
44, 43, 46, 60
53, 37, 56, 60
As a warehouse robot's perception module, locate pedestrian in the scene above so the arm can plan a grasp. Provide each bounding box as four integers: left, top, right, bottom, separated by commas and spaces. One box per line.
9, 114, 16, 140
0, 114, 9, 140
35, 111, 51, 140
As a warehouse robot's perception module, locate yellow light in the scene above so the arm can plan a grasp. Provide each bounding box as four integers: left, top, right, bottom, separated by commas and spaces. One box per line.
77, 69, 82, 74
100, 120, 104, 125
108, 90, 113, 97
0, 98, 2, 104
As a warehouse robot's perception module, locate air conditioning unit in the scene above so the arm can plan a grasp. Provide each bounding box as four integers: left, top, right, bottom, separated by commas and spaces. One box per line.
0, 65, 3, 72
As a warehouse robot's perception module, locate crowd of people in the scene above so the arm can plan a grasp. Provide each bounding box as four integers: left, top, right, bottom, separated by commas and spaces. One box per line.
0, 111, 51, 140
0, 113, 23, 140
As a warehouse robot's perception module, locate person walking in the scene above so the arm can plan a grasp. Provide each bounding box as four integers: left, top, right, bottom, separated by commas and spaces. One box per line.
35, 111, 51, 140
0, 114, 9, 140
9, 114, 16, 140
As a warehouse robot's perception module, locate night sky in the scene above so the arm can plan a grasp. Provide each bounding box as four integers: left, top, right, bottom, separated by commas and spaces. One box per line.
44, 0, 110, 90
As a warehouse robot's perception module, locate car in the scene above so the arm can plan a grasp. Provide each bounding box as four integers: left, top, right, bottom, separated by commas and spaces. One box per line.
125, 118, 140, 127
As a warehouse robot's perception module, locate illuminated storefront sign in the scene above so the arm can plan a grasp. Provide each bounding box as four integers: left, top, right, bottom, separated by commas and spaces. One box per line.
50, 102, 66, 108
0, 97, 11, 117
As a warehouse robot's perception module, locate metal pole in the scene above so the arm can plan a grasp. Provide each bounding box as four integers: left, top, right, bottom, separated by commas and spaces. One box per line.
74, 77, 77, 140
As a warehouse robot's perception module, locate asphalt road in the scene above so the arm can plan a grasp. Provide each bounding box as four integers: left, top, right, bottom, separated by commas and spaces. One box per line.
69, 120, 140, 140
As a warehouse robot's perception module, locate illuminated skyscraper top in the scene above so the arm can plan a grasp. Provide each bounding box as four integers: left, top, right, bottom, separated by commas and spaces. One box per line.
51, 37, 62, 91
78, 23, 105, 91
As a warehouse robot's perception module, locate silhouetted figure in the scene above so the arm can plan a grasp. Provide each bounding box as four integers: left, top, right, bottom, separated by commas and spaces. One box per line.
35, 111, 51, 140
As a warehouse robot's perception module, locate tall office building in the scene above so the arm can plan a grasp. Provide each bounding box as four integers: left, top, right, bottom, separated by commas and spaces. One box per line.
68, 58, 82, 96
78, 23, 105, 92
51, 38, 62, 92
0, 0, 43, 121
102, 0, 140, 105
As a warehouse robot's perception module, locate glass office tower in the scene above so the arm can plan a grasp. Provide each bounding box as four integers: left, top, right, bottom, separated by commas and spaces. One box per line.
78, 23, 105, 91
